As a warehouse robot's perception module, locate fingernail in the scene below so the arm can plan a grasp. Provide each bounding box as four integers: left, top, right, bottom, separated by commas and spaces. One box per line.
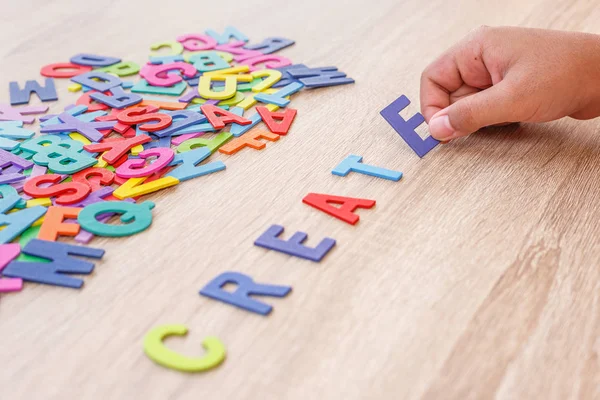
429, 115, 455, 140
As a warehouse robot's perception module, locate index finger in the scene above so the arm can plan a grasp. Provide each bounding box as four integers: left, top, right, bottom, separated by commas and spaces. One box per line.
420, 32, 491, 122
420, 52, 463, 122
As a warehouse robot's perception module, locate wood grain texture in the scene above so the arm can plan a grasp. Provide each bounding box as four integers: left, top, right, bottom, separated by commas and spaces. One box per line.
2, 0, 600, 399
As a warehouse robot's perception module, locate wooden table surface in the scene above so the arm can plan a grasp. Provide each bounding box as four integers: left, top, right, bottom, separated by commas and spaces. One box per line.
2, 0, 600, 399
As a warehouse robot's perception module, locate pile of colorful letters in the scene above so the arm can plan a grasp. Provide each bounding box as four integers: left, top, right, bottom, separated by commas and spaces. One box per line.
0, 27, 354, 285
0, 26, 432, 373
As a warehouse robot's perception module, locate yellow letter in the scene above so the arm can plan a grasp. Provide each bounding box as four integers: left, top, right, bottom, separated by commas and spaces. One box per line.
251, 69, 282, 92
198, 75, 238, 100
143, 324, 226, 372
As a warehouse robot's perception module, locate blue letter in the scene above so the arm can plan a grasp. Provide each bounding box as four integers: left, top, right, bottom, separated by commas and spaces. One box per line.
9, 78, 58, 105
205, 26, 248, 44
289, 66, 354, 88
380, 95, 439, 158
167, 147, 225, 182
2, 239, 104, 288
254, 224, 336, 262
71, 71, 122, 92
245, 37, 295, 54
0, 196, 46, 244
332, 154, 402, 181
200, 272, 291, 315
70, 53, 121, 67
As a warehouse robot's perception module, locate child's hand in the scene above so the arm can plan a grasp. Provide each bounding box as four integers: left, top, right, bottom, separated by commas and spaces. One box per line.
420, 26, 600, 141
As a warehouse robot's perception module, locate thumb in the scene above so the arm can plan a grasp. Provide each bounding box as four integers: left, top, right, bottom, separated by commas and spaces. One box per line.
428, 82, 517, 140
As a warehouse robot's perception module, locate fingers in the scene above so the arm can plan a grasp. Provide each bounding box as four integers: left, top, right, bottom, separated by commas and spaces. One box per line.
570, 102, 600, 120
420, 27, 494, 123
428, 81, 517, 140
420, 26, 600, 141
420, 53, 464, 122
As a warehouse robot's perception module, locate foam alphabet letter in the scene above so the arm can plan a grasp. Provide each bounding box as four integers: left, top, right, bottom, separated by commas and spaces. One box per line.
177, 132, 232, 154
244, 37, 295, 54
116, 148, 175, 179
30, 142, 98, 175
0, 137, 18, 151
255, 106, 296, 135
0, 152, 29, 184
0, 104, 48, 125
24, 174, 91, 205
0, 149, 33, 176
254, 225, 336, 262
187, 51, 230, 73
138, 99, 188, 111
167, 147, 225, 182
288, 66, 355, 88
9, 78, 58, 105
84, 135, 152, 165
176, 34, 217, 51
117, 107, 172, 132
142, 62, 197, 87
131, 80, 186, 96
380, 95, 439, 158
332, 154, 403, 181
302, 193, 376, 225
0, 196, 47, 244
75, 91, 109, 112
200, 104, 251, 129
95, 61, 140, 77
143, 324, 226, 372
21, 134, 82, 156
203, 65, 250, 76
229, 105, 280, 137
2, 239, 104, 288
72, 167, 115, 191
70, 54, 121, 67
251, 69, 282, 92
245, 55, 292, 72
272, 64, 306, 88
78, 201, 155, 237
253, 82, 303, 107
71, 186, 114, 208
0, 167, 25, 185
152, 110, 205, 138
0, 184, 26, 208
70, 54, 120, 67
40, 112, 116, 142
37, 206, 81, 241
0, 243, 23, 292
198, 75, 237, 100
112, 176, 179, 199
141, 135, 171, 150
150, 41, 184, 56
205, 26, 248, 44
215, 41, 262, 62
71, 71, 122, 92
33, 149, 97, 175
218, 130, 279, 155
40, 63, 93, 78
0, 121, 35, 141
200, 271, 291, 315
90, 86, 142, 109
217, 91, 245, 107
